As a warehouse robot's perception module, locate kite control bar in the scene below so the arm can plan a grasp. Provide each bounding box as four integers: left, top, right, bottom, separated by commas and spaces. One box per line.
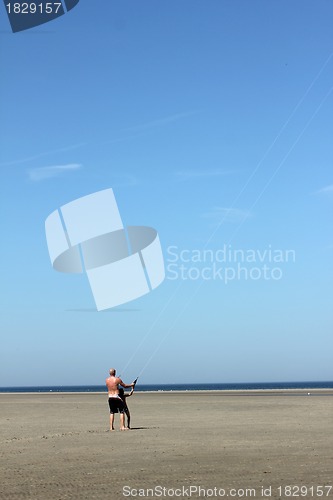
133, 377, 139, 388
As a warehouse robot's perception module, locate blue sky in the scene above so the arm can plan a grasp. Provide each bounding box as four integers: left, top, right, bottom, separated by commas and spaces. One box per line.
0, 1, 332, 386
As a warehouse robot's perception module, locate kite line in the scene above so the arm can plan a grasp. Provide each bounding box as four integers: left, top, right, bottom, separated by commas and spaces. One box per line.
121, 52, 333, 380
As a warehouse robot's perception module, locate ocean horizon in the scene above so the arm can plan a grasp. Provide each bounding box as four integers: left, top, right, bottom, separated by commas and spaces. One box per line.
0, 381, 332, 393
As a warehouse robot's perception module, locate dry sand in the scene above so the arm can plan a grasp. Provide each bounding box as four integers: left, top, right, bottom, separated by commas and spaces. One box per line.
0, 390, 332, 499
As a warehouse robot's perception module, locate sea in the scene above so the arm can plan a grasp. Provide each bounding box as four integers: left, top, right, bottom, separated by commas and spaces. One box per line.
0, 381, 332, 393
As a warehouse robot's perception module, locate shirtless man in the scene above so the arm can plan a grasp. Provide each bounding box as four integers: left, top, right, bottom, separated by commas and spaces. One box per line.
106, 368, 135, 431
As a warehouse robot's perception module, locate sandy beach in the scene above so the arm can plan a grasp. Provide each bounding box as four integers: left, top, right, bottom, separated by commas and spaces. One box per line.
0, 390, 332, 499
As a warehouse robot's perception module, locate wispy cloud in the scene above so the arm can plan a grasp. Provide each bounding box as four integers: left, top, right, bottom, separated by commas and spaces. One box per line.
315, 184, 333, 194
175, 169, 236, 181
1, 112, 196, 168
1, 143, 86, 167
122, 111, 198, 133
202, 206, 252, 224
28, 163, 82, 181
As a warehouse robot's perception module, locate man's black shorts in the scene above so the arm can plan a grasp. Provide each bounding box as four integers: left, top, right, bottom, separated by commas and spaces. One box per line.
108, 396, 125, 414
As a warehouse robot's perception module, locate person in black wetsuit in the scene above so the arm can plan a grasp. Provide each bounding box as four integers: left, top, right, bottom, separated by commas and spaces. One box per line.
118, 387, 134, 429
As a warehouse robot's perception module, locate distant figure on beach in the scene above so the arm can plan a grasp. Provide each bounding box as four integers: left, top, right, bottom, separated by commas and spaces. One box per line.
105, 368, 135, 431
118, 387, 134, 429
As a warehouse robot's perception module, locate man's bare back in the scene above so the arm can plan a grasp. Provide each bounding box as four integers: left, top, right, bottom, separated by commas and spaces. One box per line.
106, 375, 123, 396
106, 368, 134, 397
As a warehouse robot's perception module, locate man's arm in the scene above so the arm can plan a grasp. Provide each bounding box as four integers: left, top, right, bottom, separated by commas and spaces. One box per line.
119, 378, 135, 389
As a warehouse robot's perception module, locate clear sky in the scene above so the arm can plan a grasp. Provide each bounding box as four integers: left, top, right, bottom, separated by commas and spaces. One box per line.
0, 1, 332, 386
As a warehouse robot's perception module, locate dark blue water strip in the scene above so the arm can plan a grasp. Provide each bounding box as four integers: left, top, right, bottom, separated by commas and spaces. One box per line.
0, 381, 332, 393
